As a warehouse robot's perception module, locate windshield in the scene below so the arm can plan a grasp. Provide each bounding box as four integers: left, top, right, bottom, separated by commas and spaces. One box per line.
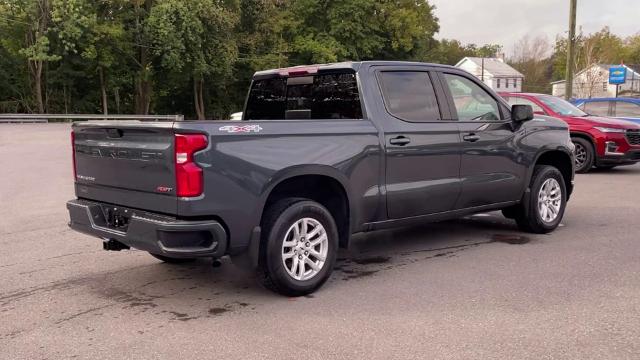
538, 96, 587, 117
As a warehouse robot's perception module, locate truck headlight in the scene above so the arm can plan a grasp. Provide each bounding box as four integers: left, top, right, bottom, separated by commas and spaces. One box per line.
594, 127, 626, 133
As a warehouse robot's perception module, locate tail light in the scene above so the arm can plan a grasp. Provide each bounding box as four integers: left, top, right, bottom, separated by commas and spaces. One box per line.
71, 130, 77, 180
279, 66, 318, 77
175, 133, 208, 197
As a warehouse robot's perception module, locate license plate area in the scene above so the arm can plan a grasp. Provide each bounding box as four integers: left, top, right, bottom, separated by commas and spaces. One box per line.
101, 205, 131, 231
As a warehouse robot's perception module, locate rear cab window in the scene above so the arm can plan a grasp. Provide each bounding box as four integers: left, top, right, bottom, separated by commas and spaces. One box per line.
244, 72, 362, 120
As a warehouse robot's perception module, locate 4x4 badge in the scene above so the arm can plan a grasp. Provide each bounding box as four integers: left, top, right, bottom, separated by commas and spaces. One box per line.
219, 125, 262, 133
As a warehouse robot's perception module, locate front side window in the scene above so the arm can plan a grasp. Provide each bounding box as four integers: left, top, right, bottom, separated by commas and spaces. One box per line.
538, 95, 587, 117
505, 96, 545, 114
584, 101, 611, 117
244, 72, 362, 120
614, 102, 640, 117
443, 74, 500, 121
378, 71, 441, 122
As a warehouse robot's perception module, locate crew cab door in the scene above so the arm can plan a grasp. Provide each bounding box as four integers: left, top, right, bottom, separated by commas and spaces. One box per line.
438, 71, 526, 208
372, 66, 462, 219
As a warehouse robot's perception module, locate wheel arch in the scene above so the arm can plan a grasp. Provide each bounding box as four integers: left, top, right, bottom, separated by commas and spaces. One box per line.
531, 149, 574, 198
570, 131, 596, 148
258, 166, 353, 249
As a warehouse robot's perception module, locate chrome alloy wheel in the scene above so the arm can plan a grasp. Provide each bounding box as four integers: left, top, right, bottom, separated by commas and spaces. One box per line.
281, 218, 328, 281
537, 178, 562, 223
574, 142, 587, 169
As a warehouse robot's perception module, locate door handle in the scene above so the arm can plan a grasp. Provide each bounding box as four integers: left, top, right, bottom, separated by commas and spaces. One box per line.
463, 133, 480, 142
389, 136, 411, 146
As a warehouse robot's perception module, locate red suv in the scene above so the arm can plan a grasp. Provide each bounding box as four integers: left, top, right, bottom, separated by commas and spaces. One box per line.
501, 93, 640, 173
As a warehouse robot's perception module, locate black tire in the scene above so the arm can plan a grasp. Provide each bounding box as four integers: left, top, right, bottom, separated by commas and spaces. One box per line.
257, 198, 338, 297
572, 137, 594, 173
514, 165, 567, 234
149, 253, 196, 264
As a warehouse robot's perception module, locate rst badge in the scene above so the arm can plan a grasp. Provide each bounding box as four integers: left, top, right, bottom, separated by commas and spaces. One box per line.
218, 125, 262, 133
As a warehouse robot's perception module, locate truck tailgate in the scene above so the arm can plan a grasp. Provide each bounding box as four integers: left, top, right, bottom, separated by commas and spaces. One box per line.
72, 120, 178, 214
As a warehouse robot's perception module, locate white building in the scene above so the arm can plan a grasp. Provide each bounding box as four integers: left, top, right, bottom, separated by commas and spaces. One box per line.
551, 64, 640, 98
455, 57, 524, 92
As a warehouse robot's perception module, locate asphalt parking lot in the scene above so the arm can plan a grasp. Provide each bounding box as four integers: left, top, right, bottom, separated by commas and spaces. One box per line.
1, 123, 640, 359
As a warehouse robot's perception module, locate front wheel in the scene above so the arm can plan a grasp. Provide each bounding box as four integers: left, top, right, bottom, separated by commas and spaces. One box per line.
258, 198, 338, 296
572, 137, 594, 173
514, 165, 567, 234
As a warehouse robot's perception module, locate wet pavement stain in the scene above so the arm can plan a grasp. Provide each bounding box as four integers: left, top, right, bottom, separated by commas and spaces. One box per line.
342, 269, 379, 281
491, 234, 531, 245
352, 256, 391, 265
169, 311, 198, 322
208, 307, 229, 316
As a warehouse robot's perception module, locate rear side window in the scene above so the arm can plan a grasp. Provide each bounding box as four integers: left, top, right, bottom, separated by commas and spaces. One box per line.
613, 102, 640, 117
244, 72, 362, 120
378, 71, 441, 122
584, 101, 611, 116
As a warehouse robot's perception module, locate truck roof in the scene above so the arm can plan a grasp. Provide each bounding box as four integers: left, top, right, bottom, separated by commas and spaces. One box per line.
252, 61, 459, 79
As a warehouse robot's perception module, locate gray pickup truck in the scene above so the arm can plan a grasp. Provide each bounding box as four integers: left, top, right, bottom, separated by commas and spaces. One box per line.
67, 61, 575, 296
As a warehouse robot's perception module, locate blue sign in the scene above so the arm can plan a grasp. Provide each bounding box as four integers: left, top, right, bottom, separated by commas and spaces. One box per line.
609, 66, 627, 85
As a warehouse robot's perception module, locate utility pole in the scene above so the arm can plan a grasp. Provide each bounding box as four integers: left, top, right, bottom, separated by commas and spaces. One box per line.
565, 0, 577, 100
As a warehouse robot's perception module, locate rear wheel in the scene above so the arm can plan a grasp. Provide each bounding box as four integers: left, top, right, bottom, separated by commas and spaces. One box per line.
572, 137, 594, 173
514, 165, 567, 234
149, 253, 196, 264
257, 198, 338, 297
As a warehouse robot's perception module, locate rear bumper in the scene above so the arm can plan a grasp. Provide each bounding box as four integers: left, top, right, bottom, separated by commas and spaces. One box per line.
67, 199, 227, 258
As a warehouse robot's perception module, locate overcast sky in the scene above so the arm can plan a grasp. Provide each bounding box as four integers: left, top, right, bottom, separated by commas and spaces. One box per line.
430, 0, 638, 55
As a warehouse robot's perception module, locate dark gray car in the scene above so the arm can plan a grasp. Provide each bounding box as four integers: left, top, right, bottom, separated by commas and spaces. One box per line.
67, 61, 575, 296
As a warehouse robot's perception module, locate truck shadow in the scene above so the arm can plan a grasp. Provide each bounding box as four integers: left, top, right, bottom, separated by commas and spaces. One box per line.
332, 212, 533, 282
82, 212, 537, 320
0, 211, 544, 335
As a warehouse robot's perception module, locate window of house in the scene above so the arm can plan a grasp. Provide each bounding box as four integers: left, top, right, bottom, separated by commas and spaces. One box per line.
443, 73, 501, 121
496, 78, 501, 88
244, 72, 363, 120
378, 71, 441, 122
506, 79, 510, 88
602, 82, 607, 91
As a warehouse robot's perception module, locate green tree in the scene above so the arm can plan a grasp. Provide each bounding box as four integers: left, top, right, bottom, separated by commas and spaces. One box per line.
147, 0, 239, 119
1, 0, 61, 113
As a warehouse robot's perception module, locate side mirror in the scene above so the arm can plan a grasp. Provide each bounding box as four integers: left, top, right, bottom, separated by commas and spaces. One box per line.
511, 104, 534, 122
